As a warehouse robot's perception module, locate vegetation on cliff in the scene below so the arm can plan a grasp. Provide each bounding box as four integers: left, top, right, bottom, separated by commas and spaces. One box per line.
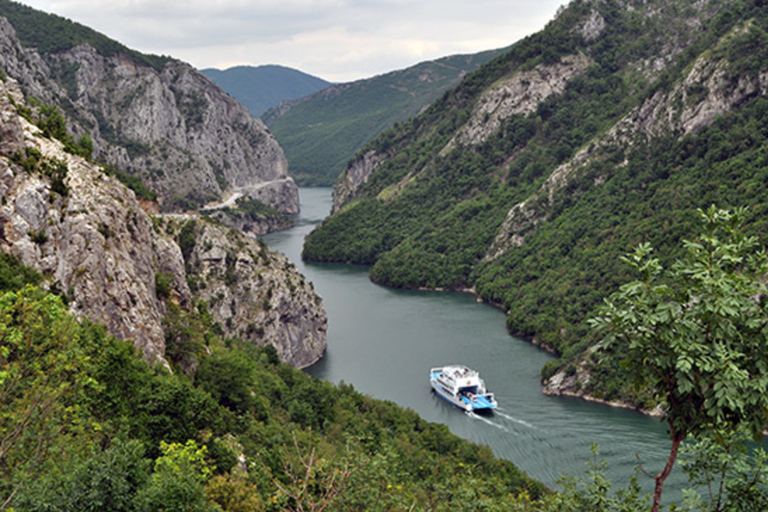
262, 49, 506, 186
0, 0, 172, 71
303, 0, 768, 405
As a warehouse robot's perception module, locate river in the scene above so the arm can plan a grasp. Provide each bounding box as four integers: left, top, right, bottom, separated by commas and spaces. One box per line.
262, 187, 686, 501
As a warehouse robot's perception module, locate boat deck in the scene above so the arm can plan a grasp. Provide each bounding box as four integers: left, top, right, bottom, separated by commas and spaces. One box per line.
464, 394, 495, 409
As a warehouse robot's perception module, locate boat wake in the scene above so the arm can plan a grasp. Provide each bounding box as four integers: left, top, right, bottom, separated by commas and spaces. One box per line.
466, 412, 511, 432
495, 410, 536, 429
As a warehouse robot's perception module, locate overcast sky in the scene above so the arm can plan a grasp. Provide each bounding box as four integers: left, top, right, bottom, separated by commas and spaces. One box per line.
19, 0, 567, 83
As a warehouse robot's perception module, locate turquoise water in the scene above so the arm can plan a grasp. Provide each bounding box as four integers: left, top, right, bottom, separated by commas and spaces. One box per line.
262, 187, 686, 500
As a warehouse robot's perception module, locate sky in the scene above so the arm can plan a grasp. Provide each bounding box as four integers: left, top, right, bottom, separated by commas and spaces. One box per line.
19, 0, 567, 83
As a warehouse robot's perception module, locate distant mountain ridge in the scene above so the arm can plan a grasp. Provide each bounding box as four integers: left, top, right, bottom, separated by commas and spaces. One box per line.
201, 64, 331, 118
262, 48, 507, 186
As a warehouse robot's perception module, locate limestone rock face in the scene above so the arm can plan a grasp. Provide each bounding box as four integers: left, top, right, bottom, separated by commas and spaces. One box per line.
166, 218, 327, 368
488, 25, 768, 261
0, 78, 189, 363
332, 54, 593, 212
0, 77, 326, 368
332, 150, 385, 212
0, 17, 298, 216
445, 54, 593, 151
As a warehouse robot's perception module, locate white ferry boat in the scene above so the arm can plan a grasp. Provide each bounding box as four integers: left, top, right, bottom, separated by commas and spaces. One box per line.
429, 365, 498, 412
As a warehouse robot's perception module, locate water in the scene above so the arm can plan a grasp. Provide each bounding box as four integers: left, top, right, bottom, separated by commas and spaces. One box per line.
262, 187, 685, 501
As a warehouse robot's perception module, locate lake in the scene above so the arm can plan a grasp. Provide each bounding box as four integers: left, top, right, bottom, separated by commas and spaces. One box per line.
262, 187, 686, 501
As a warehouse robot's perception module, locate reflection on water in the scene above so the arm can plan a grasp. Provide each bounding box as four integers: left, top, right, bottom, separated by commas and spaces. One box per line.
262, 188, 686, 501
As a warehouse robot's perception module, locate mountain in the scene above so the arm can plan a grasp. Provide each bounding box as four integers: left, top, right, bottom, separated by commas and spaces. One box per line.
0, 0, 298, 218
262, 48, 507, 186
303, 0, 768, 407
0, 75, 326, 368
201, 64, 331, 118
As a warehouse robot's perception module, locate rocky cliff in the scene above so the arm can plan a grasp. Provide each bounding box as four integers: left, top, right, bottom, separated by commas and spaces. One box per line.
0, 13, 298, 217
159, 216, 327, 368
333, 53, 594, 212
0, 76, 326, 368
489, 21, 768, 263
332, 149, 385, 213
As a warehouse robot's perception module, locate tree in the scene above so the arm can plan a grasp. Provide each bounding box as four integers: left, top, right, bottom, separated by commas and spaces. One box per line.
134, 440, 217, 512
590, 206, 768, 511
12, 438, 150, 512
0, 286, 93, 509
542, 445, 648, 511
679, 428, 768, 510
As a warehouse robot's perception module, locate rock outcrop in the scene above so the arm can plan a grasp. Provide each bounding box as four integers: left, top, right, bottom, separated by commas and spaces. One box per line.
444, 53, 593, 152
488, 22, 768, 262
0, 76, 326, 368
0, 16, 298, 216
0, 77, 188, 363
332, 54, 593, 213
332, 149, 385, 212
161, 217, 327, 368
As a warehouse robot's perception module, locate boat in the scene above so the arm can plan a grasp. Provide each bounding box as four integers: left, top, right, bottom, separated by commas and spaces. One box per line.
429, 365, 498, 412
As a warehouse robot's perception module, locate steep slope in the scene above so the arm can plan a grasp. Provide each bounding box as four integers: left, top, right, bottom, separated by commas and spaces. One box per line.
262, 49, 506, 186
304, 0, 768, 405
0, 75, 326, 368
201, 64, 331, 118
0, 1, 298, 217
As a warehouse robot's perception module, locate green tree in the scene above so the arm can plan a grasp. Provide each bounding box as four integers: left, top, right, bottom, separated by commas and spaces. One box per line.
679, 428, 768, 510
0, 286, 94, 507
12, 438, 150, 512
134, 440, 217, 512
591, 207, 768, 511
539, 445, 648, 511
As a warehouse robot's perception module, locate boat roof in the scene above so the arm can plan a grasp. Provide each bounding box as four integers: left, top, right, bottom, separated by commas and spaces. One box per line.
442, 364, 477, 374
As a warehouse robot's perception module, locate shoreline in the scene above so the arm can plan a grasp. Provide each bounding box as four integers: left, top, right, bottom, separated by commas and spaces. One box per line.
355, 267, 669, 420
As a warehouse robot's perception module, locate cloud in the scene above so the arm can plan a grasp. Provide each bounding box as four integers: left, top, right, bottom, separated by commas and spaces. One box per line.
18, 0, 565, 82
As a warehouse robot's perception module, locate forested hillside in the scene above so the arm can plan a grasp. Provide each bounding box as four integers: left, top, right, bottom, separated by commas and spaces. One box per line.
0, 270, 547, 510
201, 65, 331, 118
304, 0, 768, 405
262, 49, 506, 186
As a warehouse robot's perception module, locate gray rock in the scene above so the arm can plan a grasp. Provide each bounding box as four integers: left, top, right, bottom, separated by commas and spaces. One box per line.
0, 78, 326, 368
173, 218, 327, 368
0, 17, 298, 217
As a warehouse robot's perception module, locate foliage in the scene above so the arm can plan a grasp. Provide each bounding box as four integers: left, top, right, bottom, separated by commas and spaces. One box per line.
11, 146, 70, 196
303, 0, 768, 403
0, 286, 94, 506
31, 99, 93, 160
590, 207, 768, 510
540, 445, 649, 511
134, 440, 217, 512
12, 439, 151, 512
0, 0, 172, 73
0, 281, 547, 510
679, 429, 768, 511
162, 302, 207, 377
0, 252, 41, 292
102, 162, 158, 202
264, 49, 506, 186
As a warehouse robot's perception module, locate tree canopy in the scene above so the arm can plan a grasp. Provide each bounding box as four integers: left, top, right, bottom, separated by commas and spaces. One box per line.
591, 207, 768, 510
